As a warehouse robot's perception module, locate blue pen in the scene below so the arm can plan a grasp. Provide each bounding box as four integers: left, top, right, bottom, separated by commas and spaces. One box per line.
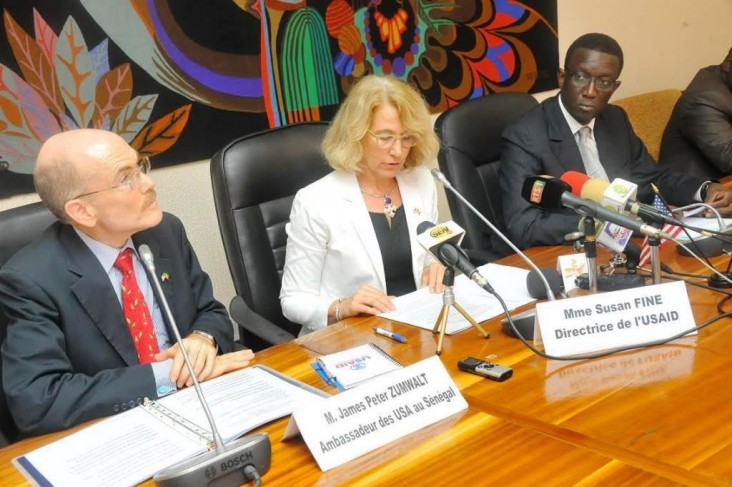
374, 327, 407, 343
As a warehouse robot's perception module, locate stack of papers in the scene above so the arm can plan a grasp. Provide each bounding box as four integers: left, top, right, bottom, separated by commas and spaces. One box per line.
315, 343, 402, 390
380, 263, 535, 334
14, 366, 326, 487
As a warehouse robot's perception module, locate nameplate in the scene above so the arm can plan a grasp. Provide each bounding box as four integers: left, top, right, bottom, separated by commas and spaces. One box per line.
536, 281, 696, 357
290, 355, 467, 471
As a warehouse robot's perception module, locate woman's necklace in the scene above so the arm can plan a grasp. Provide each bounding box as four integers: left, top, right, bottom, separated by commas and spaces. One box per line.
360, 184, 397, 218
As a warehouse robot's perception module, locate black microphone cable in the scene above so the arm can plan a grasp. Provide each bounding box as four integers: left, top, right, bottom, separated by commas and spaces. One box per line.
651, 184, 718, 270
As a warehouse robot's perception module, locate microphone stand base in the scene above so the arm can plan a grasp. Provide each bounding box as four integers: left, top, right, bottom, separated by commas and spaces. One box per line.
501, 309, 536, 341
708, 272, 732, 289
154, 433, 271, 487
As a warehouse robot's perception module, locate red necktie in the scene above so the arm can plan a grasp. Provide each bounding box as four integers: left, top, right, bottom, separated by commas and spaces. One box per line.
114, 248, 159, 363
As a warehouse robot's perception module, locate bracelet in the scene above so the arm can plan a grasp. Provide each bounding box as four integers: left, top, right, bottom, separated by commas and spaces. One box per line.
191, 330, 216, 348
335, 298, 345, 322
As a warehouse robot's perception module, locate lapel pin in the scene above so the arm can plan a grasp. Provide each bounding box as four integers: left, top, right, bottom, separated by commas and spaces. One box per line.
413, 208, 421, 216
161, 272, 170, 282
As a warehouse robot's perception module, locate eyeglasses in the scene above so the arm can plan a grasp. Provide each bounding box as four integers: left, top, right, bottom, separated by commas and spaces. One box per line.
73, 157, 151, 199
367, 131, 418, 149
565, 70, 618, 92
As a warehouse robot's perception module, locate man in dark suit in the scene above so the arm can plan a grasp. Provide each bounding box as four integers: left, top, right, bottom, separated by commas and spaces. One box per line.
0, 129, 254, 437
499, 33, 732, 249
659, 47, 732, 179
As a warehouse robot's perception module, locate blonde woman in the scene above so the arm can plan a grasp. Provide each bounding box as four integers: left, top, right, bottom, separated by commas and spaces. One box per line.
280, 75, 444, 335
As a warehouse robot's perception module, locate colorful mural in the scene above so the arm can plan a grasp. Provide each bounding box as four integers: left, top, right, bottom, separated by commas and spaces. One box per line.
0, 0, 557, 197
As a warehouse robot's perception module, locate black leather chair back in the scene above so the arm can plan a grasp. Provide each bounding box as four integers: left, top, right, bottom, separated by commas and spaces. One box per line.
0, 201, 56, 445
211, 122, 331, 344
435, 93, 538, 263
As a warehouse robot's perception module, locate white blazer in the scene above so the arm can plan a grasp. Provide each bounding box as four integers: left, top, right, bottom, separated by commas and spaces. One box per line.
280, 166, 438, 335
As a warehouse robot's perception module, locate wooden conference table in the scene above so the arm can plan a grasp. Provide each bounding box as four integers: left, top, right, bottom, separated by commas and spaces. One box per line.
1, 243, 730, 486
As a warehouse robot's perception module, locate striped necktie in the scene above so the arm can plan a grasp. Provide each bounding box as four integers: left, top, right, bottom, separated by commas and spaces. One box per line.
577, 126, 609, 181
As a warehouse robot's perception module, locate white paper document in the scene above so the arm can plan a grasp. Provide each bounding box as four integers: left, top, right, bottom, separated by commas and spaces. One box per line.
379, 263, 535, 334
675, 216, 732, 242
14, 365, 326, 487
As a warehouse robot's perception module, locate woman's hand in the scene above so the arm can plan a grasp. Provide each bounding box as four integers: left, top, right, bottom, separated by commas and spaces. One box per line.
421, 262, 446, 293
336, 285, 395, 321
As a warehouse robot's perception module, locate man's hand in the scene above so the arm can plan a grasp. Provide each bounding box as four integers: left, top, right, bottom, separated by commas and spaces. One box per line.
703, 183, 732, 216
420, 262, 446, 293
154, 333, 217, 388
208, 349, 255, 380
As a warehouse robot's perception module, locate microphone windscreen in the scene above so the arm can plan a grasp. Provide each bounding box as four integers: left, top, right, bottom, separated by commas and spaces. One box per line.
526, 267, 563, 299
560, 171, 610, 202
560, 171, 590, 195
580, 179, 610, 202
623, 240, 642, 265
521, 177, 571, 209
416, 221, 435, 234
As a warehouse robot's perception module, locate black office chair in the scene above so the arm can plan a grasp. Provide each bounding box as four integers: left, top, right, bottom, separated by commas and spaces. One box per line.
211, 122, 332, 351
435, 92, 538, 264
0, 201, 57, 445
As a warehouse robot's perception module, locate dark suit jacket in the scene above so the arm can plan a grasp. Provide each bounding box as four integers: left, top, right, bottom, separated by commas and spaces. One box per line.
0, 213, 233, 436
499, 95, 705, 249
659, 65, 732, 179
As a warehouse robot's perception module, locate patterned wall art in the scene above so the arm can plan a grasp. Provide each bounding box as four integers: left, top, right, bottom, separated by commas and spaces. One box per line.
0, 0, 557, 197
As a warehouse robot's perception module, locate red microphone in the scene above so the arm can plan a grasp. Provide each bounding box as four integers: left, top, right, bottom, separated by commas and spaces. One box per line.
560, 171, 610, 202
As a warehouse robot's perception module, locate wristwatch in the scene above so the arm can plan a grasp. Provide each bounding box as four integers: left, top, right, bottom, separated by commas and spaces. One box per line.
191, 330, 217, 348
700, 181, 713, 201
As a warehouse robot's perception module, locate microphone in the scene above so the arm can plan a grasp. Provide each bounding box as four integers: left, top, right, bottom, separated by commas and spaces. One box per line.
521, 176, 677, 240
415, 220, 466, 255
430, 169, 556, 302
563, 172, 732, 254
560, 171, 682, 226
138, 245, 271, 487
416, 221, 494, 293
431, 169, 559, 341
526, 267, 563, 299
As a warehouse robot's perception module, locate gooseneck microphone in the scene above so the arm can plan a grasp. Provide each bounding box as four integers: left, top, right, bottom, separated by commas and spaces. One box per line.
416, 221, 495, 293
138, 245, 270, 487
521, 176, 676, 240
431, 168, 557, 303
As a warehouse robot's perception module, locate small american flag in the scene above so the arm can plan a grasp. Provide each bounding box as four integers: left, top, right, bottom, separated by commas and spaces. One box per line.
638, 194, 684, 267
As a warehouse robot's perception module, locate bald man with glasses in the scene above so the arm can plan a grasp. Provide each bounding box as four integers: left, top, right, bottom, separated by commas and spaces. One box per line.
0, 129, 254, 437
498, 33, 732, 249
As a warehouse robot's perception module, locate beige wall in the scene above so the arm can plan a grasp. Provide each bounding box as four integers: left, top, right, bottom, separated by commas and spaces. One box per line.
2, 0, 730, 314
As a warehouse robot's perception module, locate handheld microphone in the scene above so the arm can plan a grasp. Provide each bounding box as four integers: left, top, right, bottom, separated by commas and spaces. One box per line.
572, 174, 638, 254
416, 221, 494, 293
138, 245, 271, 487
521, 176, 676, 240
560, 171, 682, 227
415, 220, 465, 255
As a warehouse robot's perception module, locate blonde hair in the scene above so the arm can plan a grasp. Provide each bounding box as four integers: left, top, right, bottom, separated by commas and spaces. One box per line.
322, 75, 439, 172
